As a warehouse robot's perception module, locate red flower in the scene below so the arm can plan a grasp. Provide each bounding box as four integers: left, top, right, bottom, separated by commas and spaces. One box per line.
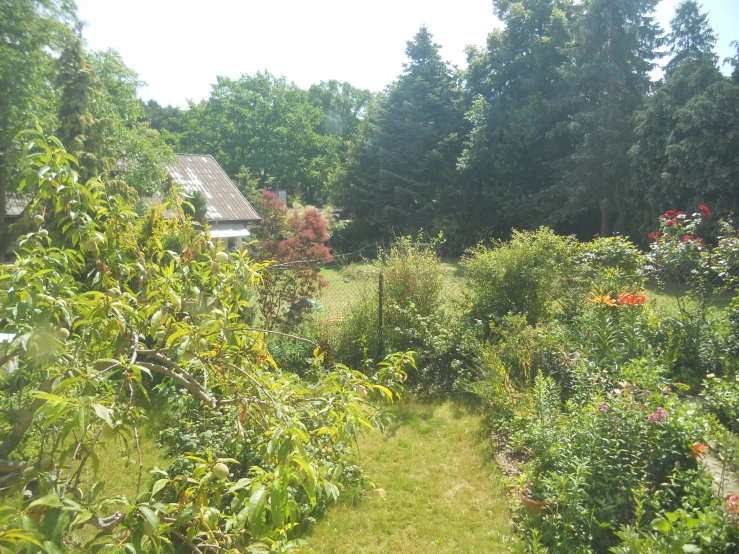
664, 210, 677, 218
648, 232, 657, 241
618, 292, 646, 306
666, 220, 676, 227
680, 235, 692, 243
698, 205, 711, 220
676, 211, 685, 216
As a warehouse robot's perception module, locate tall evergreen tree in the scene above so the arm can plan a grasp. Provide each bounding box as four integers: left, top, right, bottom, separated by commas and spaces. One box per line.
549, 0, 662, 236
627, 0, 722, 239
664, 0, 717, 76
340, 26, 464, 242
457, 0, 575, 245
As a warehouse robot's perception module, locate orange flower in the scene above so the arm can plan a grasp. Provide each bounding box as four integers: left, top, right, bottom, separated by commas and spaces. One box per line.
690, 443, 709, 458
589, 292, 617, 307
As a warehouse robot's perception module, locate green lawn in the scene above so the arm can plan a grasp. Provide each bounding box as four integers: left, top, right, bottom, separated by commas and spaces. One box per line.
71, 419, 171, 547
301, 399, 516, 554
318, 260, 466, 320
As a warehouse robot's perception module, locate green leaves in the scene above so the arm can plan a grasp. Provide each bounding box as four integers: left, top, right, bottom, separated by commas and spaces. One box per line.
246, 486, 268, 538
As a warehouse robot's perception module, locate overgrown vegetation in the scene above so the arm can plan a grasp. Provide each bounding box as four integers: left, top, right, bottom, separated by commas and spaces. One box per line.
0, 133, 415, 552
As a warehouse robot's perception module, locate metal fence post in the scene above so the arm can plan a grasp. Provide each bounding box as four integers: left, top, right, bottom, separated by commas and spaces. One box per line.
378, 251, 384, 361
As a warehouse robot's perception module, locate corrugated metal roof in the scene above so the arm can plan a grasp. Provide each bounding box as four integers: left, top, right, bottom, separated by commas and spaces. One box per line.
6, 194, 32, 218
166, 154, 261, 223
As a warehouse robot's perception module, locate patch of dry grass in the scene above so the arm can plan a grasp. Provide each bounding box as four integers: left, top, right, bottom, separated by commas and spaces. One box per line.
302, 399, 516, 554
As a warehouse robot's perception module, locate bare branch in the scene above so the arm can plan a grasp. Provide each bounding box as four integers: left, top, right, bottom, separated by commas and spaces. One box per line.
171, 528, 205, 554
137, 362, 216, 409
0, 459, 26, 473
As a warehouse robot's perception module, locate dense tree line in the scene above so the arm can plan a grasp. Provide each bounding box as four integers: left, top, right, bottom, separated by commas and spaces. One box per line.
2, 0, 738, 254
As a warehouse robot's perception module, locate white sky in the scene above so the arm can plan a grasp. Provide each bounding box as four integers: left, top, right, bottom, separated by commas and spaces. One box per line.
76, 0, 739, 108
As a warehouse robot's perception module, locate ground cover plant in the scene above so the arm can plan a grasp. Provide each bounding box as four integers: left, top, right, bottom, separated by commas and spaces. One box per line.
0, 133, 415, 553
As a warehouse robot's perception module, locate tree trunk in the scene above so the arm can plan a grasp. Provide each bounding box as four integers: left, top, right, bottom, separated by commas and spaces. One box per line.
600, 203, 611, 237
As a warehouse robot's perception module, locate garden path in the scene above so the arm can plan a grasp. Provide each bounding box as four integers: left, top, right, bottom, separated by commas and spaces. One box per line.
302, 399, 515, 554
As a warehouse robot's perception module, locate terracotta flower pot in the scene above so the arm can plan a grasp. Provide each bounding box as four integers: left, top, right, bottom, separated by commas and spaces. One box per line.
519, 488, 547, 515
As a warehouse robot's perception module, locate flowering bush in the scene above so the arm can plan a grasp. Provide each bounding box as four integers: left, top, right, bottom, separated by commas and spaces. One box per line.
506, 375, 716, 552
645, 206, 714, 289
646, 205, 739, 293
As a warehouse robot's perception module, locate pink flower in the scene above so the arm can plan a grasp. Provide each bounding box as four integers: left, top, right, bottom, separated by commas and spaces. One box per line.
648, 407, 668, 423
598, 402, 610, 412
641, 390, 651, 400
727, 494, 739, 515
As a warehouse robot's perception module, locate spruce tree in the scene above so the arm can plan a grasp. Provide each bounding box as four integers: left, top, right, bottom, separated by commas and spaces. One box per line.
458, 0, 575, 244
552, 0, 662, 237
340, 26, 464, 241
665, 0, 717, 76
627, 0, 722, 239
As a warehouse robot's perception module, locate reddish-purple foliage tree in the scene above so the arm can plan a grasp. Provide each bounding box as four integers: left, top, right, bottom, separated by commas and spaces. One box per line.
252, 191, 333, 329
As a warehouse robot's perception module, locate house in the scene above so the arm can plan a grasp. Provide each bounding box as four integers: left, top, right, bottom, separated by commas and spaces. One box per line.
152, 154, 262, 250
5, 193, 32, 224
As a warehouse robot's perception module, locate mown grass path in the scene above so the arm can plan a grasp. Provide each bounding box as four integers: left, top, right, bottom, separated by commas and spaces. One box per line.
302, 399, 515, 554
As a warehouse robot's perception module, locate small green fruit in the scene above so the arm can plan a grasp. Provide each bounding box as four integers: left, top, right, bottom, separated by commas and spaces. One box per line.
215, 251, 228, 263
151, 310, 163, 328
39, 456, 54, 471
69, 486, 84, 501
182, 350, 195, 362
211, 261, 220, 274
22, 465, 36, 478
199, 338, 208, 350
212, 462, 229, 480
38, 229, 48, 238
57, 328, 70, 340
226, 385, 238, 395
155, 330, 167, 342
108, 287, 122, 298
34, 214, 45, 225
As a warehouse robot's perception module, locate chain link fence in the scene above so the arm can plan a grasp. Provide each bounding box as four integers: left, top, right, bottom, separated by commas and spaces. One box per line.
256, 245, 739, 354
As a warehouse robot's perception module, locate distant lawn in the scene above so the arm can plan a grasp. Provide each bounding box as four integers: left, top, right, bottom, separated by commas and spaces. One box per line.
71, 416, 172, 546
318, 260, 466, 320
302, 399, 516, 554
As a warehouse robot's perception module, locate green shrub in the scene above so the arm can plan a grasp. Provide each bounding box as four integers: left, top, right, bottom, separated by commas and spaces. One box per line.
334, 238, 444, 366
462, 227, 581, 327
575, 236, 645, 294
701, 374, 739, 433
509, 376, 716, 553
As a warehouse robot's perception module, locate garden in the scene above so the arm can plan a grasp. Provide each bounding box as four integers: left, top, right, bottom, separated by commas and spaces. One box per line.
1, 134, 739, 554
